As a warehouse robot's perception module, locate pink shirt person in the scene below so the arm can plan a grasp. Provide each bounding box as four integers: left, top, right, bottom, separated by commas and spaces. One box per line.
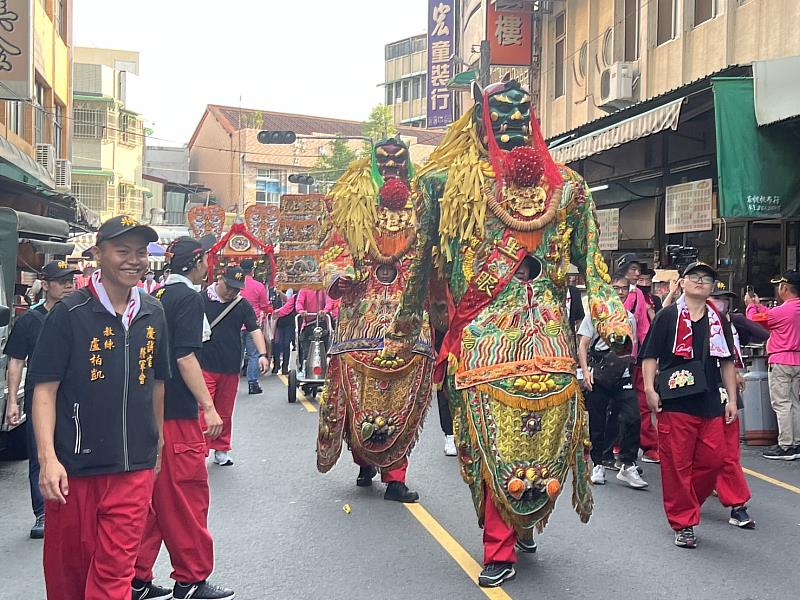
754, 298, 800, 366
295, 288, 333, 325
240, 274, 271, 323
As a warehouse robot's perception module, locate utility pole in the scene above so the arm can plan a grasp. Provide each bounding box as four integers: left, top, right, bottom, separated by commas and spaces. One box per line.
479, 40, 491, 87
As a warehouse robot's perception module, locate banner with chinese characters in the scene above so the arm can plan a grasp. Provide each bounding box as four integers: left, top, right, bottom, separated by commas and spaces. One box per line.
596, 208, 619, 250
713, 76, 800, 219
0, 0, 33, 100
665, 180, 713, 234
427, 0, 454, 127
487, 0, 533, 67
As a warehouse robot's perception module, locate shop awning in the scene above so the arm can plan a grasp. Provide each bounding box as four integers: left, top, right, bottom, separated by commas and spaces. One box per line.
20, 239, 75, 256
753, 56, 800, 126
549, 98, 683, 164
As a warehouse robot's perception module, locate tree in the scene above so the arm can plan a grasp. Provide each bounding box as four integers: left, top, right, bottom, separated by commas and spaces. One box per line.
362, 104, 397, 146
312, 137, 359, 192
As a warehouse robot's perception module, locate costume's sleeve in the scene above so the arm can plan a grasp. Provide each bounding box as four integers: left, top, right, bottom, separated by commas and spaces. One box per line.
319, 226, 360, 297
568, 176, 632, 352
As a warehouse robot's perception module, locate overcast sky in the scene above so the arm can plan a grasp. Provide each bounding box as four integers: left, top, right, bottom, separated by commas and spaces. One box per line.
73, 0, 429, 145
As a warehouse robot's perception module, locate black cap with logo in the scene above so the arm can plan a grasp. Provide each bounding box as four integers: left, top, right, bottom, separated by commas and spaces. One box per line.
41, 260, 81, 281
222, 266, 246, 290
681, 261, 718, 280
166, 235, 216, 273
710, 280, 737, 299
96, 215, 158, 245
617, 253, 642, 272
770, 270, 800, 288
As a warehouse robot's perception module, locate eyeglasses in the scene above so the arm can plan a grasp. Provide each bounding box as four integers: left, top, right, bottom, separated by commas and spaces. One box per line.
612, 285, 629, 292
685, 274, 714, 284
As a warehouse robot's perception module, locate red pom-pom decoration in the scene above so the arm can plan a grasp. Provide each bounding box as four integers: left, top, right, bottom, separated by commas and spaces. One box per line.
504, 146, 545, 187
379, 178, 411, 210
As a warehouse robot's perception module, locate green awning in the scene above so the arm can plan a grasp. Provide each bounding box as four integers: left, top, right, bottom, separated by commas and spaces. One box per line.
713, 77, 800, 218
447, 70, 477, 90
72, 168, 114, 178
74, 94, 115, 103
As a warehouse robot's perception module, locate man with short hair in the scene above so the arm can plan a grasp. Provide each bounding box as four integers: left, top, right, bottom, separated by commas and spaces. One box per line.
133, 236, 234, 600
638, 266, 663, 313
4, 260, 80, 539
200, 267, 269, 467
755, 270, 800, 460
238, 258, 271, 395
28, 216, 171, 600
640, 261, 738, 548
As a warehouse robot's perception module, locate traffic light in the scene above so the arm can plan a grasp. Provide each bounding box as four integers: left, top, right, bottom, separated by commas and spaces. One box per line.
288, 174, 315, 186
257, 130, 297, 144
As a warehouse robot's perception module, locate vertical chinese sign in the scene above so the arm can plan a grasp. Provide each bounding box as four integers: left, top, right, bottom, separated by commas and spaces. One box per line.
486, 1, 532, 66
0, 0, 33, 100
427, 0, 454, 128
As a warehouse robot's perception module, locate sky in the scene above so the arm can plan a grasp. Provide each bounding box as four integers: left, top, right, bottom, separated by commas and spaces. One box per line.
73, 0, 429, 146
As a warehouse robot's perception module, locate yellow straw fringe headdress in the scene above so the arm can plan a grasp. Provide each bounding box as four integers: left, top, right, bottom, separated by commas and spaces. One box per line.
329, 157, 378, 260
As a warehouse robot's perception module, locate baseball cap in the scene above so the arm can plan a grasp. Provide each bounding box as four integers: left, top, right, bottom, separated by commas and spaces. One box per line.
166, 235, 216, 273
41, 260, 80, 281
617, 253, 642, 271
96, 215, 158, 245
770, 270, 800, 287
681, 261, 718, 280
639, 265, 656, 277
222, 266, 246, 289
710, 280, 736, 299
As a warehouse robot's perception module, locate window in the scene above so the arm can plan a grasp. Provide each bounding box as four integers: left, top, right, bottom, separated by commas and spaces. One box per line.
33, 83, 46, 145
554, 13, 566, 99
72, 180, 106, 213
386, 83, 394, 105
74, 106, 107, 139
54, 0, 66, 40
120, 113, 140, 146
255, 168, 285, 205
624, 0, 639, 61
657, 0, 677, 45
53, 103, 63, 158
412, 77, 421, 100
402, 80, 410, 102
6, 101, 23, 136
694, 0, 716, 26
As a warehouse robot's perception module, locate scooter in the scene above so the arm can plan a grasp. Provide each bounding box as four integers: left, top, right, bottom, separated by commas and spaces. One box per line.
288, 311, 332, 403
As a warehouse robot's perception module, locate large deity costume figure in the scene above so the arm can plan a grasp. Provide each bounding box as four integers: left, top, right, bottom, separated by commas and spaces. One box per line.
316, 138, 435, 503
419, 78, 631, 587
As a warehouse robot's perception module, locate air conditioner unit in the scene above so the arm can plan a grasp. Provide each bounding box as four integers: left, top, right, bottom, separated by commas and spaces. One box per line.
35, 144, 56, 177
55, 159, 72, 190
599, 62, 636, 112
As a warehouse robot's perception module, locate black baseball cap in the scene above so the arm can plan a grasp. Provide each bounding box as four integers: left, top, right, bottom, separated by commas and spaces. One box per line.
96, 215, 158, 245
770, 270, 800, 287
681, 261, 718, 280
166, 235, 216, 273
617, 253, 642, 271
41, 260, 80, 281
710, 280, 736, 299
222, 266, 246, 289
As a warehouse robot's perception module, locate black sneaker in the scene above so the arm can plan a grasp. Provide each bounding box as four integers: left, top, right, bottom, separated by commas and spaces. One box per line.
478, 562, 516, 587
173, 581, 234, 600
762, 445, 796, 460
132, 578, 173, 600
356, 466, 377, 487
383, 481, 419, 503
271, 365, 279, 374
793, 446, 800, 459
248, 382, 263, 395
674, 527, 697, 548
30, 514, 44, 539
601, 459, 620, 472
515, 536, 537, 553
729, 506, 755, 529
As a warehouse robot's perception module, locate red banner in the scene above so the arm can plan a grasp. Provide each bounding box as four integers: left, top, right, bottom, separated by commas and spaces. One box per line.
486, 1, 532, 67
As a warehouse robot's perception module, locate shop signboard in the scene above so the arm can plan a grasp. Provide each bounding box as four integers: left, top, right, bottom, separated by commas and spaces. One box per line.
596, 208, 619, 250
0, 0, 33, 101
486, 1, 533, 66
665, 180, 713, 234
427, 0, 454, 127
713, 77, 800, 219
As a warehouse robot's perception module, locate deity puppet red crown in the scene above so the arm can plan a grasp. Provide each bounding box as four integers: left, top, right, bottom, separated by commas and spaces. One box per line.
503, 147, 545, 188
378, 178, 411, 210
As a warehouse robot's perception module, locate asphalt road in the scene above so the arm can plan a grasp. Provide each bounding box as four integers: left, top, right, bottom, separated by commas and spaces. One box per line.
1, 373, 799, 600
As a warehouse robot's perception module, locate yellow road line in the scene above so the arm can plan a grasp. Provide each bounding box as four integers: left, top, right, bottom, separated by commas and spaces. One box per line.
276, 373, 317, 413
743, 467, 800, 495
404, 503, 513, 600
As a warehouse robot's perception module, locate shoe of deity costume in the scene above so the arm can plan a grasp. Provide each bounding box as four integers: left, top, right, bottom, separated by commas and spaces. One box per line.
316, 138, 436, 488
417, 77, 632, 561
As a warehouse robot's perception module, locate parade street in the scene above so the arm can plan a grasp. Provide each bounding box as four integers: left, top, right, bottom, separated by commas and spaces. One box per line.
2, 374, 798, 600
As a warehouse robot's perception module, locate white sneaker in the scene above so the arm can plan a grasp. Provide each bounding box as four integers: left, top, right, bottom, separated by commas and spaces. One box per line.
213, 450, 233, 466
444, 435, 457, 456
590, 464, 606, 484
616, 464, 648, 488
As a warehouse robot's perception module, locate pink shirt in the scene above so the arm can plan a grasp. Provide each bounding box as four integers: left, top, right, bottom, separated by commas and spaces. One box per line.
295, 288, 333, 324
624, 287, 651, 345
762, 298, 800, 365
241, 275, 271, 318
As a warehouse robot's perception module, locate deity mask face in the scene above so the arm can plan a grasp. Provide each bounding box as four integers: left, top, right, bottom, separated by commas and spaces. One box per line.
473, 78, 531, 151
375, 138, 410, 181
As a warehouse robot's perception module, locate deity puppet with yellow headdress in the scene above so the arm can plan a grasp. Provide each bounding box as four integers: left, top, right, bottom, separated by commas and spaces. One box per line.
316, 137, 437, 504
418, 77, 632, 587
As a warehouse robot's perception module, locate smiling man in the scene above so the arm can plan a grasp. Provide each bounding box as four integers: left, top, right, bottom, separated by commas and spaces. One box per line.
27, 216, 171, 600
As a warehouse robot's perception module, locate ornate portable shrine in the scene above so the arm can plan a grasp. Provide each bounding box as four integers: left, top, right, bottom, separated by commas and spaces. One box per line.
275, 194, 327, 290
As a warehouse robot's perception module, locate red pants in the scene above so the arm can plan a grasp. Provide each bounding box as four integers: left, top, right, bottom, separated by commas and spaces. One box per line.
634, 366, 659, 454
200, 371, 239, 452
715, 415, 751, 508
135, 419, 214, 584
352, 453, 408, 483
658, 412, 724, 530
43, 470, 154, 600
482, 486, 517, 565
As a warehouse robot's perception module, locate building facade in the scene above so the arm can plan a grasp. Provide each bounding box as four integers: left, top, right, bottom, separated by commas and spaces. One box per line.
384, 34, 429, 127
70, 48, 147, 222
0, 0, 76, 222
